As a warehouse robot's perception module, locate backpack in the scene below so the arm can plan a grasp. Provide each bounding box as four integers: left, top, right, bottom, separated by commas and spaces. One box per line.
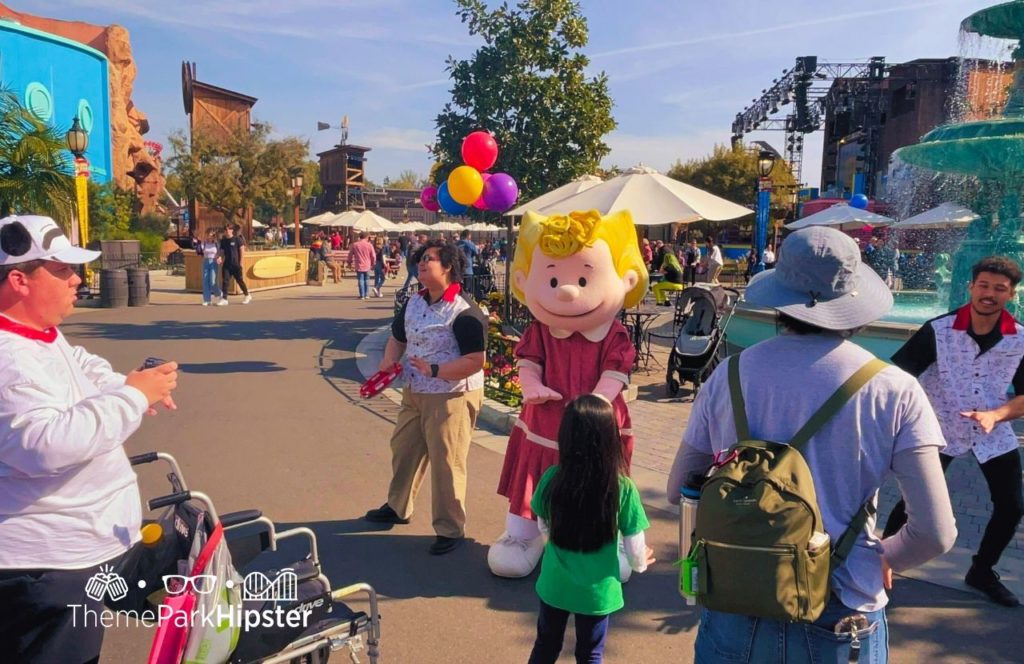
690, 354, 887, 622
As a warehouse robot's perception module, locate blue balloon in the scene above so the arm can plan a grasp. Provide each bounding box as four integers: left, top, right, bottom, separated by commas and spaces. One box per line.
437, 181, 468, 216
850, 194, 869, 209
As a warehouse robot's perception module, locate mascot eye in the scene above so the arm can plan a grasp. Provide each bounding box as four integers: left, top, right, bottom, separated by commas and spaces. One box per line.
578, 277, 587, 287
550, 277, 558, 288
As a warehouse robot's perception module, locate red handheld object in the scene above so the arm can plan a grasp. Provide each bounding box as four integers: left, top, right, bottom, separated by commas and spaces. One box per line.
361, 363, 403, 398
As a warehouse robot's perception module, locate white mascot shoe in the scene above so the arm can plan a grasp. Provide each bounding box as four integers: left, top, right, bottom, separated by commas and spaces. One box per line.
488, 532, 544, 578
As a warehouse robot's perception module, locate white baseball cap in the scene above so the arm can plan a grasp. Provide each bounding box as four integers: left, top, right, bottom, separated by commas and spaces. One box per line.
0, 215, 101, 266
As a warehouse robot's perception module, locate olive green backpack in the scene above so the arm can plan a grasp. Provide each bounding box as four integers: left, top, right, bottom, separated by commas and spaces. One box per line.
690, 354, 887, 623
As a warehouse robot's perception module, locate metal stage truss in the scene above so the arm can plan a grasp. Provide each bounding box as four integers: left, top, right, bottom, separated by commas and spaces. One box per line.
731, 56, 887, 186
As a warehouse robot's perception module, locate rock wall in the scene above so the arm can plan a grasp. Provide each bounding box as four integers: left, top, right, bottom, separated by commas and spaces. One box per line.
0, 2, 165, 213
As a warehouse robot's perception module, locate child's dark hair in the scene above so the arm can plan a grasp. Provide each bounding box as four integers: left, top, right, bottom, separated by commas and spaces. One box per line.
545, 394, 625, 552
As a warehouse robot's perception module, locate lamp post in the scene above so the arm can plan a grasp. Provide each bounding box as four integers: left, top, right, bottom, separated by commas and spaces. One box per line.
291, 173, 304, 248
754, 150, 775, 275
66, 117, 91, 287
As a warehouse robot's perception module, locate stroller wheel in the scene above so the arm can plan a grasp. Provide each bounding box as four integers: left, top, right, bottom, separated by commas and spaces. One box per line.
667, 378, 680, 397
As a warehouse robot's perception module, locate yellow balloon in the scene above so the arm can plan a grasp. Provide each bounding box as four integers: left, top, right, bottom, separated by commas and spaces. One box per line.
448, 165, 484, 206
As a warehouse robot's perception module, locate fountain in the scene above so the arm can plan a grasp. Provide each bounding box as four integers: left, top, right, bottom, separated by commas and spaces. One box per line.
896, 0, 1024, 315
726, 1, 1024, 357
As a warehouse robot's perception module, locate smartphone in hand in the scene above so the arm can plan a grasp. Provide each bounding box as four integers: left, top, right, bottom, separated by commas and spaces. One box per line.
141, 357, 168, 370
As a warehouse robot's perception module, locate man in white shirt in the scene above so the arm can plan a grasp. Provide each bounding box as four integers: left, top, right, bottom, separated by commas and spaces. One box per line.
0, 215, 178, 662
704, 237, 724, 284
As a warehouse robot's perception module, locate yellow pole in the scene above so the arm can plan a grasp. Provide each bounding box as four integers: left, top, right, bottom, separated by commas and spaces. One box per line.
74, 158, 91, 282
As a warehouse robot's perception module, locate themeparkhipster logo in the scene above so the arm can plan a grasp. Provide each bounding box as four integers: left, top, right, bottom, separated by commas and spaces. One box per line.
70, 566, 313, 631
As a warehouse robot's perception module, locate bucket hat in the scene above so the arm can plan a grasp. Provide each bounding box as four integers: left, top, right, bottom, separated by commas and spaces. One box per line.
744, 226, 892, 330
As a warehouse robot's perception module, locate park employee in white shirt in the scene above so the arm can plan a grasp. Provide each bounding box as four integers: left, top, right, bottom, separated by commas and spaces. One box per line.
0, 215, 178, 663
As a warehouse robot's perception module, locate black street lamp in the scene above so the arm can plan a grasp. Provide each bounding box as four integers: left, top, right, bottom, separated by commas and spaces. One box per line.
757, 150, 776, 179
66, 116, 89, 158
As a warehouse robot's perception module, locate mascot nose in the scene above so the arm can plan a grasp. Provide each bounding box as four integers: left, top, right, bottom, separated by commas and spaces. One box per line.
555, 285, 579, 302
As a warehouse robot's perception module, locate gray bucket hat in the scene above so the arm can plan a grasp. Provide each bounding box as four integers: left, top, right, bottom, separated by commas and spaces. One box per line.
744, 226, 893, 330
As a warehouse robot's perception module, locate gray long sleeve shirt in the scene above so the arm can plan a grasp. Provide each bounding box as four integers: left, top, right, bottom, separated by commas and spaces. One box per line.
667, 333, 957, 611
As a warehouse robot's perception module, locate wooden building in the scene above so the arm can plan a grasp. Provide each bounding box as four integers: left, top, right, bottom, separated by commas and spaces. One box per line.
316, 144, 371, 212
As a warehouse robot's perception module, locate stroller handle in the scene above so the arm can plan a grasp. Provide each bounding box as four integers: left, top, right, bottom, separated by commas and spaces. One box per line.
147, 490, 220, 525
128, 451, 188, 492
129, 452, 158, 465
149, 490, 190, 510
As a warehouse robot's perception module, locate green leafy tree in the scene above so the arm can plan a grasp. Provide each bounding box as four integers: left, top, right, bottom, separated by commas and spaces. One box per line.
88, 181, 136, 239
388, 169, 423, 190
165, 123, 309, 223
0, 88, 75, 226
431, 0, 616, 201
667, 144, 797, 211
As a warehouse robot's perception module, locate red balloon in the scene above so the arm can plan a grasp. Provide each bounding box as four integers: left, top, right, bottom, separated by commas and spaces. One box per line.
473, 172, 492, 210
462, 131, 499, 171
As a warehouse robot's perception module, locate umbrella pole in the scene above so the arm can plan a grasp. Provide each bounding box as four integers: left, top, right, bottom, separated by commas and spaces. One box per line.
504, 215, 513, 323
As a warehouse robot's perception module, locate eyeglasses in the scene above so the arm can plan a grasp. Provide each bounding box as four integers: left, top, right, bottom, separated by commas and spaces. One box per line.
163, 574, 217, 595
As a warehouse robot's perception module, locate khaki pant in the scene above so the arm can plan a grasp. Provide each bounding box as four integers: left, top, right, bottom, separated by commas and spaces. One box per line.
387, 387, 483, 538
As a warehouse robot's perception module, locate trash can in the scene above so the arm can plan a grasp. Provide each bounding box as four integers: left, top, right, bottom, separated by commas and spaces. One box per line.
127, 266, 150, 307
100, 269, 128, 308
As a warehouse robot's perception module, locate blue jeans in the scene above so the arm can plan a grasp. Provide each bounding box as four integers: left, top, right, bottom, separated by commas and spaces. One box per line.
401, 263, 419, 291
356, 271, 369, 298
695, 595, 888, 663
201, 259, 218, 303
528, 599, 609, 664
374, 265, 386, 291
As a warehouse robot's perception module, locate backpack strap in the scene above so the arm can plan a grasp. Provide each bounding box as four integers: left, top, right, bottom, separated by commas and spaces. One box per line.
787, 359, 889, 452
727, 354, 750, 440
832, 500, 876, 569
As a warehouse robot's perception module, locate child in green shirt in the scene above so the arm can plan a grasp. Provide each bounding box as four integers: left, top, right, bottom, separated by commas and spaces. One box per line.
528, 394, 654, 664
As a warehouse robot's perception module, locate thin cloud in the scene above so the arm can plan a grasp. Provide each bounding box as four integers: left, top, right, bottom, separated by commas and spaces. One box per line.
590, 1, 957, 59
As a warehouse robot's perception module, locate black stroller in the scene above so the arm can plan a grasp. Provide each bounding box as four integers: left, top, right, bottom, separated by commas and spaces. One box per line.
664, 286, 739, 397
124, 452, 381, 663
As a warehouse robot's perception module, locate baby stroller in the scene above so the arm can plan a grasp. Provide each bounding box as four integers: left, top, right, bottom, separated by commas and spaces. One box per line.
125, 452, 381, 664
664, 286, 739, 397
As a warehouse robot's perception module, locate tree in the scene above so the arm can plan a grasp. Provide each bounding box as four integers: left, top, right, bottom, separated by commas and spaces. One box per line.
388, 169, 423, 190
88, 181, 136, 239
667, 144, 797, 212
165, 123, 309, 224
431, 0, 615, 201
0, 87, 75, 226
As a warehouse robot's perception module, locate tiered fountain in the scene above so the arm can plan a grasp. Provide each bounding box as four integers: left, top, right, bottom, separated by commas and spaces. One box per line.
727, 1, 1024, 355
896, 0, 1024, 314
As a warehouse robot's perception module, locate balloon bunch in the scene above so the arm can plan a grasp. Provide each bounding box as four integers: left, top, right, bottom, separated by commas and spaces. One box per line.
420, 131, 520, 216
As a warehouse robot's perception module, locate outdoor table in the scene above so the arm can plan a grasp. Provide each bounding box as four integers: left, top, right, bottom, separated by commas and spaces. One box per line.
620, 305, 667, 371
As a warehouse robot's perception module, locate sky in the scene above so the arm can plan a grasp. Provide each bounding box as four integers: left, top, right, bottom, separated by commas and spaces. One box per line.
12, 0, 1004, 190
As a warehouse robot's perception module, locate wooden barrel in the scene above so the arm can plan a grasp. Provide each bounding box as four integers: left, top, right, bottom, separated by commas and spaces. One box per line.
100, 269, 128, 308
127, 267, 150, 307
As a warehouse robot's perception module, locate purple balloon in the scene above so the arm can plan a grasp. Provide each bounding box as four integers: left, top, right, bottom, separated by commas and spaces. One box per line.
482, 173, 519, 212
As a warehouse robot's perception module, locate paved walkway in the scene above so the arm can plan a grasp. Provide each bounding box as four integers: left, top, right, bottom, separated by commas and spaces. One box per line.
68, 271, 1021, 662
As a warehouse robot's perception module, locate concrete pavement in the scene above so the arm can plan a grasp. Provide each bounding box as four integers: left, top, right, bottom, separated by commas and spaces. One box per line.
62, 272, 1020, 663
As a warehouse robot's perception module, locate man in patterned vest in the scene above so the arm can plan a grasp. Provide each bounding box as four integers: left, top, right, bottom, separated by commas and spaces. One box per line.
884, 256, 1024, 607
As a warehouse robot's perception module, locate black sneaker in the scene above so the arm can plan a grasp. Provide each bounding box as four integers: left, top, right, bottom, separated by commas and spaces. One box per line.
965, 565, 1020, 607
428, 536, 464, 556
364, 503, 410, 525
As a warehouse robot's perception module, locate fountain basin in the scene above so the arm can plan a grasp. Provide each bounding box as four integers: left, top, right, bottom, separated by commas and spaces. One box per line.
895, 118, 1024, 177
962, 1, 1024, 40
727, 293, 944, 357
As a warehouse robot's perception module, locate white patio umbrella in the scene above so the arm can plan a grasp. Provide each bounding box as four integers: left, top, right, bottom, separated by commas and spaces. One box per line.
332, 210, 362, 227
505, 174, 603, 216
300, 211, 337, 226
251, 219, 267, 228
395, 221, 428, 232
785, 203, 894, 231
534, 165, 752, 225
893, 202, 979, 230
351, 210, 400, 233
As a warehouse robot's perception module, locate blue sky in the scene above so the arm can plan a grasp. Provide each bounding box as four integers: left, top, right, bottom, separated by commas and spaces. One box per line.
16, 0, 1002, 188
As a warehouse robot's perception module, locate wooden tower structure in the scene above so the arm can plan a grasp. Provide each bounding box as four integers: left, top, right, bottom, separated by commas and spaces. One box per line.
316, 116, 370, 212
181, 61, 258, 238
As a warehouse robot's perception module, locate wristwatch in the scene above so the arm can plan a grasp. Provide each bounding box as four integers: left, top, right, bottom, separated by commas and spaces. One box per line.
430, 363, 439, 378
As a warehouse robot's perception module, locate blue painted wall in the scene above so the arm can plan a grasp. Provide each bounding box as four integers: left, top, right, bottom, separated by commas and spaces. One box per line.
0, 19, 112, 183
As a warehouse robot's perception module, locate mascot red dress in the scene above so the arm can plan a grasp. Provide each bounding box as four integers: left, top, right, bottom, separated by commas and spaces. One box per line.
488, 209, 649, 578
